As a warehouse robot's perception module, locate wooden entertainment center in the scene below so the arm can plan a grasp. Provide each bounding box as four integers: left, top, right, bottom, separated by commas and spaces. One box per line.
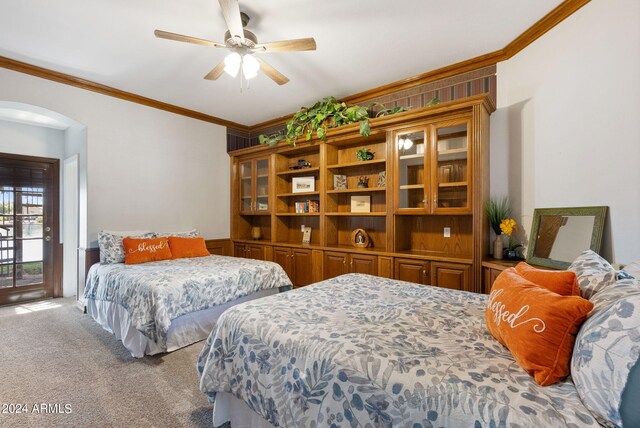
229, 94, 494, 292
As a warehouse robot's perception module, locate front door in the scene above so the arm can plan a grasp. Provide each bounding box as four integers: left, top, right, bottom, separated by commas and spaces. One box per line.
0, 153, 59, 306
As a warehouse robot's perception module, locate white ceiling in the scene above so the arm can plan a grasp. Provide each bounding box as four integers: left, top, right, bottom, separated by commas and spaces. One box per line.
0, 0, 563, 126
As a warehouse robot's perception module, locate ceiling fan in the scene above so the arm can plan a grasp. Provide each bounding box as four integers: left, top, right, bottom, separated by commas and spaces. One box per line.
154, 0, 316, 86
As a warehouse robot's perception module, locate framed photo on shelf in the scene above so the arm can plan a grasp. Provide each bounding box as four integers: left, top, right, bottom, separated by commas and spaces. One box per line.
292, 176, 315, 193
333, 174, 347, 190
351, 195, 371, 213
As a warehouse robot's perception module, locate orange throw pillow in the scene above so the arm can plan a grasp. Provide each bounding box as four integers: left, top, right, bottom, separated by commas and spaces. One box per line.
486, 268, 593, 386
122, 237, 172, 264
169, 237, 210, 259
515, 262, 580, 296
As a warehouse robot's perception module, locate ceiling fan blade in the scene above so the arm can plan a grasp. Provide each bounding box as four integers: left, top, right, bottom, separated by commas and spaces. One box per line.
254, 38, 317, 53
218, 0, 245, 43
154, 30, 225, 48
256, 57, 289, 85
204, 62, 226, 80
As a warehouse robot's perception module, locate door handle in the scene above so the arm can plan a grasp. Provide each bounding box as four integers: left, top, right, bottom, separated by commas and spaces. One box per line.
44, 226, 51, 232
45, 236, 51, 242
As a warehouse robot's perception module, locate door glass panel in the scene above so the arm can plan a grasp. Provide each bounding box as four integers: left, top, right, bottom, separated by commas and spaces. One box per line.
239, 161, 253, 212
397, 131, 426, 209
435, 124, 468, 209
16, 262, 42, 287
255, 159, 269, 211
0, 186, 45, 288
0, 263, 13, 288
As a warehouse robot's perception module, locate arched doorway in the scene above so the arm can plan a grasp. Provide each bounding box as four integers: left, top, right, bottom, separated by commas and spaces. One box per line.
0, 102, 87, 303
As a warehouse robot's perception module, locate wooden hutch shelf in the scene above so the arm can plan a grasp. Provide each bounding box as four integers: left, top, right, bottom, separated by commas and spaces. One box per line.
229, 94, 494, 291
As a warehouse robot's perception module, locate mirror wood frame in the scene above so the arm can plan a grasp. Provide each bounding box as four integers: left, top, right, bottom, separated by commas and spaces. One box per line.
526, 206, 608, 270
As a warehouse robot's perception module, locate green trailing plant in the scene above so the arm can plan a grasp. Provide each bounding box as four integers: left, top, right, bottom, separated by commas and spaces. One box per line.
356, 148, 374, 161
486, 197, 511, 235
258, 96, 440, 146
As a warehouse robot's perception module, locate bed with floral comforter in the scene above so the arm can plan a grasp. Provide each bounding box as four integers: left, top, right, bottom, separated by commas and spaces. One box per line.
84, 255, 292, 353
198, 273, 600, 427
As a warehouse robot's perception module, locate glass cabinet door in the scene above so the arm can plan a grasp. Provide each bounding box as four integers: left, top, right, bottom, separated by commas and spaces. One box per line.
432, 122, 470, 212
255, 158, 269, 212
396, 129, 427, 211
239, 161, 253, 213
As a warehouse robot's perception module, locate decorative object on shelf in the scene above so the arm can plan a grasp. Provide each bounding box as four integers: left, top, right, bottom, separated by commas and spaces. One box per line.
295, 202, 306, 213
289, 159, 312, 170
377, 171, 386, 188
308, 200, 320, 213
356, 148, 374, 162
416, 143, 425, 154
500, 218, 523, 260
302, 226, 311, 245
493, 235, 504, 260
356, 176, 369, 188
292, 176, 315, 193
350, 228, 371, 248
257, 201, 268, 211
351, 195, 371, 213
486, 197, 511, 258
333, 174, 347, 190
250, 226, 262, 240
258, 96, 439, 146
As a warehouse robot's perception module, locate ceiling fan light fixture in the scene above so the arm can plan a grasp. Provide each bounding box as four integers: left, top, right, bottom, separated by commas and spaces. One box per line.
223, 52, 241, 77
242, 54, 260, 80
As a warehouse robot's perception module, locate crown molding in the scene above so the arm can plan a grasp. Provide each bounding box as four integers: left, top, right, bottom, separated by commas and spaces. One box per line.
0, 56, 250, 130
246, 0, 590, 132
0, 0, 589, 132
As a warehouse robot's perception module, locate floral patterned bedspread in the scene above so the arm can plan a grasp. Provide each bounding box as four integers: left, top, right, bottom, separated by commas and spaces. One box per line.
198, 274, 600, 428
84, 255, 292, 347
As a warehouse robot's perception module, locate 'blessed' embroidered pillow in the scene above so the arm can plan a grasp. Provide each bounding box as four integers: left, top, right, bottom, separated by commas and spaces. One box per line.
485, 268, 593, 386
515, 262, 580, 296
122, 237, 172, 264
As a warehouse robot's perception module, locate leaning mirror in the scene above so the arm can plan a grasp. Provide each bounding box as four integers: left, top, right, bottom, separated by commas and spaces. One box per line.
526, 206, 607, 269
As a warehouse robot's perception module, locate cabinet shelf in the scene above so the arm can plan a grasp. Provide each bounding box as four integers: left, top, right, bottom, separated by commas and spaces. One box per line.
276, 167, 320, 176
276, 213, 321, 217
399, 154, 424, 160
438, 181, 468, 188
438, 148, 467, 156
276, 191, 320, 197
325, 212, 387, 216
327, 159, 386, 169
399, 184, 424, 190
327, 188, 386, 194
240, 211, 272, 216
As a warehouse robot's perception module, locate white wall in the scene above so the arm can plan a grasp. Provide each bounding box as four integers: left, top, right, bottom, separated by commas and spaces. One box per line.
0, 120, 65, 159
0, 68, 230, 247
491, 0, 640, 264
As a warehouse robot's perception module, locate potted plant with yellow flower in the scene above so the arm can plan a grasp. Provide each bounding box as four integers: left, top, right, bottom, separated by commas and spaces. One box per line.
486, 197, 510, 259
500, 218, 523, 260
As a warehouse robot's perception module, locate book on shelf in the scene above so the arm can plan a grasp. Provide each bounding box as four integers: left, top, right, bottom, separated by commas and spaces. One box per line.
294, 200, 320, 213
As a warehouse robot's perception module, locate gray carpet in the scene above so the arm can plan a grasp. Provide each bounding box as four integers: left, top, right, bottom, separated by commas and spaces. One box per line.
0, 298, 213, 428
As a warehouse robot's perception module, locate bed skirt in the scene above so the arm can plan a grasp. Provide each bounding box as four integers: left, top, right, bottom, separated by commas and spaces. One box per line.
85, 288, 279, 358
213, 392, 275, 428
